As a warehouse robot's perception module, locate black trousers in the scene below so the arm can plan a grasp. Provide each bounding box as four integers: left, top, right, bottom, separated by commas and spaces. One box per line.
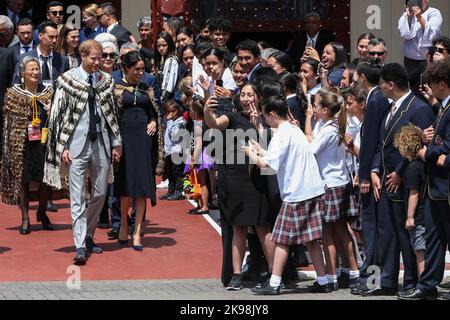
219, 199, 234, 286
164, 154, 184, 194
359, 192, 378, 281
417, 198, 450, 293
404, 56, 425, 75
376, 191, 418, 289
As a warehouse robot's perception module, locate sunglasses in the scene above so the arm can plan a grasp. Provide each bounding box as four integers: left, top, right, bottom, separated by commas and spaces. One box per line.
368, 51, 385, 56
97, 13, 107, 19
102, 52, 117, 59
49, 10, 64, 16
435, 47, 448, 54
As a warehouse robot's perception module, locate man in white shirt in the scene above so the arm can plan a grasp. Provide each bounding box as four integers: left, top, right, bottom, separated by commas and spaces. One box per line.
398, 0, 442, 74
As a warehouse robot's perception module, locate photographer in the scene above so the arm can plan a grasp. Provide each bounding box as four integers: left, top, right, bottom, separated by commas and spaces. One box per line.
398, 0, 443, 74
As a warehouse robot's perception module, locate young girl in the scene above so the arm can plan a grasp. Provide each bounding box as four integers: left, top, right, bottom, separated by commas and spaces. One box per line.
184, 100, 214, 214
155, 32, 179, 102
304, 88, 360, 291
243, 96, 328, 295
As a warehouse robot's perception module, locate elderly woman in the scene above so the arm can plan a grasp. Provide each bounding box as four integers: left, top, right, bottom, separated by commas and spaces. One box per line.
1, 56, 54, 234
100, 40, 118, 74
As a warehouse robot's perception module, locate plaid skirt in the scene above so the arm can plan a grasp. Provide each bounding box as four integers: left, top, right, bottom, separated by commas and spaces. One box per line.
349, 187, 362, 231
323, 184, 359, 223
271, 195, 325, 246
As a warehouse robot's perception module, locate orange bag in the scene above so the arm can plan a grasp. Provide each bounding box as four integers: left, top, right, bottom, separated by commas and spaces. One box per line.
189, 168, 202, 200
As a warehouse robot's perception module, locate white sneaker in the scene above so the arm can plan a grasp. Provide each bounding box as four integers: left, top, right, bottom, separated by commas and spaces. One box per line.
156, 179, 169, 189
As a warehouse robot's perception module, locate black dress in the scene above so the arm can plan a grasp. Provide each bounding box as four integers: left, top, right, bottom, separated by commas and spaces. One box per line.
115, 79, 157, 204
216, 111, 272, 228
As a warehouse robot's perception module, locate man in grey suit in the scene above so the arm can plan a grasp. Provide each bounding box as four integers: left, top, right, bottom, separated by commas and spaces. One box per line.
44, 39, 122, 264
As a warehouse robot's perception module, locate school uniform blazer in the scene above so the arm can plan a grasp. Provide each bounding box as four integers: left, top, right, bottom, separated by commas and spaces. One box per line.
12, 48, 70, 86
358, 86, 390, 183
425, 100, 450, 200
372, 93, 435, 184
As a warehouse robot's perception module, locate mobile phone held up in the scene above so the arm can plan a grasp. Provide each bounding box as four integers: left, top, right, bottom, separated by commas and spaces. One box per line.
428, 46, 437, 62
216, 97, 233, 117
406, 0, 422, 10
215, 79, 224, 87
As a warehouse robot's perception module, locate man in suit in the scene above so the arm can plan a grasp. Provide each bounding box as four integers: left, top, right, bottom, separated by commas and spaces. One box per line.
13, 20, 69, 86
399, 59, 450, 300
236, 39, 262, 82
0, 46, 14, 128
47, 40, 122, 264
11, 17, 34, 65
96, 2, 137, 50
362, 63, 435, 296
289, 12, 334, 72
0, 0, 24, 27
0, 15, 19, 48
350, 59, 391, 296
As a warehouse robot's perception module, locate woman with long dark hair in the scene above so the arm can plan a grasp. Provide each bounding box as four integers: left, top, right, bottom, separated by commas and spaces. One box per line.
320, 42, 347, 88
154, 31, 179, 102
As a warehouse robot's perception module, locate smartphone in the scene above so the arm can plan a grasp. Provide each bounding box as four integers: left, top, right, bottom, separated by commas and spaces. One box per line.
428, 46, 437, 62
215, 79, 223, 87
317, 63, 324, 76
407, 0, 422, 10
419, 73, 424, 90
216, 97, 233, 116
307, 94, 312, 106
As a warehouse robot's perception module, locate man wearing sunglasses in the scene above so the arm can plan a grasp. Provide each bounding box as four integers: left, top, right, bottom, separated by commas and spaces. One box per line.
46, 1, 64, 29
398, 0, 443, 74
367, 38, 388, 66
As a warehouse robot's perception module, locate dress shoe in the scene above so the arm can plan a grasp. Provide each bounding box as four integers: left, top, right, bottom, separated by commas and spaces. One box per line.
361, 287, 398, 296
252, 281, 280, 295
398, 288, 416, 297
37, 211, 53, 230
329, 282, 339, 291
351, 283, 368, 295
73, 248, 87, 264
441, 292, 450, 300
438, 282, 450, 289
398, 288, 438, 300
107, 228, 119, 239
338, 273, 350, 289
46, 201, 58, 212
308, 281, 332, 293
86, 237, 103, 254
19, 219, 31, 235
132, 245, 144, 251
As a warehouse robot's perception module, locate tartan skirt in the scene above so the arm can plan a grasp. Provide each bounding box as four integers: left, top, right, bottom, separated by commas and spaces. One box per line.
271, 195, 325, 246
323, 184, 359, 223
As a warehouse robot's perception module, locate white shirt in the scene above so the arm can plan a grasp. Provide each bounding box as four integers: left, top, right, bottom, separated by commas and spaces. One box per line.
440, 95, 450, 113
385, 90, 411, 127
192, 56, 208, 98
207, 67, 238, 96
346, 116, 362, 174
78, 66, 102, 132
107, 22, 119, 33
398, 7, 443, 60
37, 46, 53, 83
366, 86, 378, 105
311, 119, 350, 188
263, 121, 325, 203
306, 32, 319, 48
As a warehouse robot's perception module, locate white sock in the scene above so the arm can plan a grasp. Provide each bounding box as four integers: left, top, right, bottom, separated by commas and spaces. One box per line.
327, 275, 338, 284
336, 268, 342, 277
349, 270, 360, 279
317, 275, 328, 286
269, 274, 282, 287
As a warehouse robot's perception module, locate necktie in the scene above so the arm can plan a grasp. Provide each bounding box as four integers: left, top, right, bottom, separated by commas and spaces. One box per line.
88, 75, 97, 141
23, 46, 30, 53
307, 38, 315, 48
41, 56, 50, 81
385, 102, 396, 129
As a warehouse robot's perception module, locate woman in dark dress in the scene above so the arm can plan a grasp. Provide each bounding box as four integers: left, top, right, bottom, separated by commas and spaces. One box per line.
1, 56, 54, 234
204, 83, 276, 290
114, 51, 164, 251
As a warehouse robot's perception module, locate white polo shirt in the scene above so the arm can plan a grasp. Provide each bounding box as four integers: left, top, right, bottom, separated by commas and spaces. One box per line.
311, 119, 350, 188
263, 121, 325, 203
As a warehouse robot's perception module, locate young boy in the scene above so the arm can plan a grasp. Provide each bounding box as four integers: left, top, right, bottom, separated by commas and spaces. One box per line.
160, 100, 187, 201
243, 96, 329, 295
393, 124, 426, 277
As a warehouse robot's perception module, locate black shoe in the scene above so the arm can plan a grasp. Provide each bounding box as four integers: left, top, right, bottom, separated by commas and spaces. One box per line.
188, 207, 200, 214
438, 282, 450, 289
73, 248, 87, 264
19, 218, 31, 235
37, 211, 53, 230
189, 209, 209, 215
398, 288, 438, 300
166, 193, 185, 201
208, 201, 219, 210
338, 273, 350, 289
254, 272, 271, 290
252, 280, 281, 295
97, 222, 110, 229
107, 228, 119, 239
309, 281, 332, 293
398, 288, 416, 297
159, 192, 173, 200
132, 245, 144, 251
329, 282, 339, 291
226, 273, 243, 291
348, 277, 360, 289
46, 201, 58, 212
86, 237, 103, 254
441, 292, 450, 300
350, 282, 367, 295
361, 287, 397, 296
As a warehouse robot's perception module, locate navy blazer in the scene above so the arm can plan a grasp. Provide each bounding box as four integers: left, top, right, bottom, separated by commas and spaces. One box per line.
372, 93, 435, 185
425, 99, 450, 200
358, 86, 390, 183
12, 48, 70, 87
110, 24, 133, 49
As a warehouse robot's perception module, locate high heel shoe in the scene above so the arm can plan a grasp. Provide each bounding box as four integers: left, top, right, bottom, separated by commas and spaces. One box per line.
37, 211, 53, 231
131, 244, 144, 251
19, 219, 31, 235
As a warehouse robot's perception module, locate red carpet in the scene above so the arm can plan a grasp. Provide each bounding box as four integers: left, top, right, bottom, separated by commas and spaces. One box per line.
0, 190, 222, 282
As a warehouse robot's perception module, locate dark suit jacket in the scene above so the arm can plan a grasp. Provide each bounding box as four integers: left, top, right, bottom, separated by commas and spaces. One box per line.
287, 96, 305, 132
10, 42, 35, 66
0, 47, 14, 133
109, 24, 133, 49
425, 99, 450, 200
12, 48, 70, 86
248, 64, 262, 82
372, 93, 435, 186
290, 31, 335, 72
358, 86, 390, 183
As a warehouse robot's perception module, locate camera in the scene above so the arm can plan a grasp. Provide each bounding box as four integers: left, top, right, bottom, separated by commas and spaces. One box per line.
428, 46, 437, 62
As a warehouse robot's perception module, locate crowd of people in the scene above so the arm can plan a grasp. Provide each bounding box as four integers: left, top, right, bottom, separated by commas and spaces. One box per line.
0, 0, 449, 300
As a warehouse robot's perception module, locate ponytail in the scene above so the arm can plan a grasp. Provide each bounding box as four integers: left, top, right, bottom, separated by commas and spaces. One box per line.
317, 88, 347, 145
336, 95, 347, 145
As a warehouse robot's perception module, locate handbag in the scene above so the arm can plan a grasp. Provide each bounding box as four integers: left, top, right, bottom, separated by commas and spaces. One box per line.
189, 168, 202, 200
